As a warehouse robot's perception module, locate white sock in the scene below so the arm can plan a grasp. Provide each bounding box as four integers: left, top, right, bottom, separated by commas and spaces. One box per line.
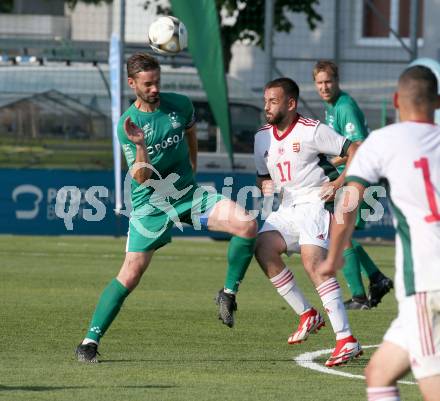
367, 386, 400, 401
316, 277, 351, 339
82, 338, 99, 346
270, 267, 311, 315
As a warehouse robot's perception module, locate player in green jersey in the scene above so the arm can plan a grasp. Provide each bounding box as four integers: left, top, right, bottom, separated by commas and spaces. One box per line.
313, 60, 393, 310
75, 53, 257, 363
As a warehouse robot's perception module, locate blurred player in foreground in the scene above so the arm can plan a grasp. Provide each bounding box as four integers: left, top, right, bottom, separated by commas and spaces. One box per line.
319, 65, 440, 400
313, 60, 393, 310
254, 77, 362, 367
75, 53, 257, 363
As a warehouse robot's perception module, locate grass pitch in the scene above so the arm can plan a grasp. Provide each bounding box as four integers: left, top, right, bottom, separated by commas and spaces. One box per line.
0, 236, 421, 401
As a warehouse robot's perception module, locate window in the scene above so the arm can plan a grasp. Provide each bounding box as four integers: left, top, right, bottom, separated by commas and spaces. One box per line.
230, 104, 262, 154
195, 101, 262, 154
194, 101, 217, 153
358, 0, 423, 45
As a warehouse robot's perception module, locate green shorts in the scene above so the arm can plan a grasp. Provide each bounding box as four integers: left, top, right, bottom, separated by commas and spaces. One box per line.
126, 184, 224, 252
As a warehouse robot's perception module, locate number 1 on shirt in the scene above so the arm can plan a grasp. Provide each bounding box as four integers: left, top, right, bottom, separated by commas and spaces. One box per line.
414, 157, 440, 223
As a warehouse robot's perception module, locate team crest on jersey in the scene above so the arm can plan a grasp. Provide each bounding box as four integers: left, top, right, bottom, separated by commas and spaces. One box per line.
345, 122, 355, 134
142, 122, 153, 138
168, 112, 181, 129
278, 147, 285, 155
292, 141, 300, 152
327, 114, 334, 128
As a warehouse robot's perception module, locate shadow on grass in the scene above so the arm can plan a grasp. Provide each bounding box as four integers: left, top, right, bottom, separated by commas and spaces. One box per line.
0, 385, 87, 392
101, 358, 294, 364
0, 384, 176, 392
120, 385, 176, 389
313, 356, 369, 368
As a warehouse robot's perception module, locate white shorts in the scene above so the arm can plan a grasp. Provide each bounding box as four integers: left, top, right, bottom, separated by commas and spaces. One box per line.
259, 202, 330, 255
384, 291, 440, 379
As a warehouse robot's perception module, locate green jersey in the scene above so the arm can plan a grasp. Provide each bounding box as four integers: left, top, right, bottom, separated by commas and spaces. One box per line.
324, 91, 368, 142
118, 92, 196, 211
324, 91, 368, 173
325, 91, 371, 228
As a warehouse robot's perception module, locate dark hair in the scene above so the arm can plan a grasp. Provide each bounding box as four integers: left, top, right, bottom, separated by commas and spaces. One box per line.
127, 52, 160, 78
313, 60, 338, 80
398, 65, 438, 104
265, 77, 300, 101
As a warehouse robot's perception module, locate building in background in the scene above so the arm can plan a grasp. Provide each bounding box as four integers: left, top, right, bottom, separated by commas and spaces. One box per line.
1, 0, 438, 133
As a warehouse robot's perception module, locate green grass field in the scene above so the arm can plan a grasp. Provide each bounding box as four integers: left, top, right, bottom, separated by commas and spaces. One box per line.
0, 236, 421, 401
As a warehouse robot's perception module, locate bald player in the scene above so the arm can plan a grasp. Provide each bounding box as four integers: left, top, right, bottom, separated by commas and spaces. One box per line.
319, 65, 440, 400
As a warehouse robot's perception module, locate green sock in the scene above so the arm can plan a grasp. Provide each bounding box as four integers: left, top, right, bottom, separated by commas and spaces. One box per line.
352, 240, 380, 279
85, 278, 130, 342
224, 235, 256, 293
342, 247, 366, 298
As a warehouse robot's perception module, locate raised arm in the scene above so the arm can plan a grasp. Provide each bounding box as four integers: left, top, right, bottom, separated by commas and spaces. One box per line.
124, 117, 152, 184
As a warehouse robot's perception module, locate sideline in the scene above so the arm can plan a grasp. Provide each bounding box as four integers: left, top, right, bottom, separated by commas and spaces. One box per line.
294, 345, 415, 385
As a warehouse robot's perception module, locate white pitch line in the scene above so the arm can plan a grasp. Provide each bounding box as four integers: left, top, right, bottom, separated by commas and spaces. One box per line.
294, 345, 415, 385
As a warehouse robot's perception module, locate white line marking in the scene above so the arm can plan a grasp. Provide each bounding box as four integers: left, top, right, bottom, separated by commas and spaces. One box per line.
294, 345, 415, 385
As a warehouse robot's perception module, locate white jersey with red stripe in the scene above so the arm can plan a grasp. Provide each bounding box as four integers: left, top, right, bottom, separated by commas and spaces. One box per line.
254, 114, 350, 206
346, 121, 440, 300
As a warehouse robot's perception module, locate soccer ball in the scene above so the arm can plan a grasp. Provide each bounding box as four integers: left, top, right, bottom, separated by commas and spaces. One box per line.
148, 16, 188, 55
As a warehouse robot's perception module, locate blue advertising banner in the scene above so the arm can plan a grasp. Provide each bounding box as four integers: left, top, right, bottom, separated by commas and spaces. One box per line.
1, 169, 120, 235
0, 168, 396, 239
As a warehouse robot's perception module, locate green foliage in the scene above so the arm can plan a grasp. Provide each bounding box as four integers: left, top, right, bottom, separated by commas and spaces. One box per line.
217, 0, 322, 46
144, 0, 322, 71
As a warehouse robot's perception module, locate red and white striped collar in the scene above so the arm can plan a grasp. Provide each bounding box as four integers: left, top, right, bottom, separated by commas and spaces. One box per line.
272, 114, 300, 141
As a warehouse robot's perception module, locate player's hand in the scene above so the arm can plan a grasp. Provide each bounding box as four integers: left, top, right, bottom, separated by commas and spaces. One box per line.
318, 257, 344, 276
330, 156, 347, 167
320, 182, 337, 201
124, 117, 145, 146
261, 179, 275, 196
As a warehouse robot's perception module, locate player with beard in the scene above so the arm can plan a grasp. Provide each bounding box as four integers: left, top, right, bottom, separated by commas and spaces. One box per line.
254, 77, 362, 366
75, 53, 258, 363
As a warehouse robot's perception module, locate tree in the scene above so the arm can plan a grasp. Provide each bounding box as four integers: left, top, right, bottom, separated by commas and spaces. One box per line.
0, 0, 13, 13
144, 0, 322, 72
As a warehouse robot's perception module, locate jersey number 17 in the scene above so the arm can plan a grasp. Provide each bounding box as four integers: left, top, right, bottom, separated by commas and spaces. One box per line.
276, 161, 292, 182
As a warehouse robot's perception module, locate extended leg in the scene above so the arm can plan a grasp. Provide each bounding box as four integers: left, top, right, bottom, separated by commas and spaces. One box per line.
255, 231, 322, 344
301, 244, 362, 366
76, 251, 154, 363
